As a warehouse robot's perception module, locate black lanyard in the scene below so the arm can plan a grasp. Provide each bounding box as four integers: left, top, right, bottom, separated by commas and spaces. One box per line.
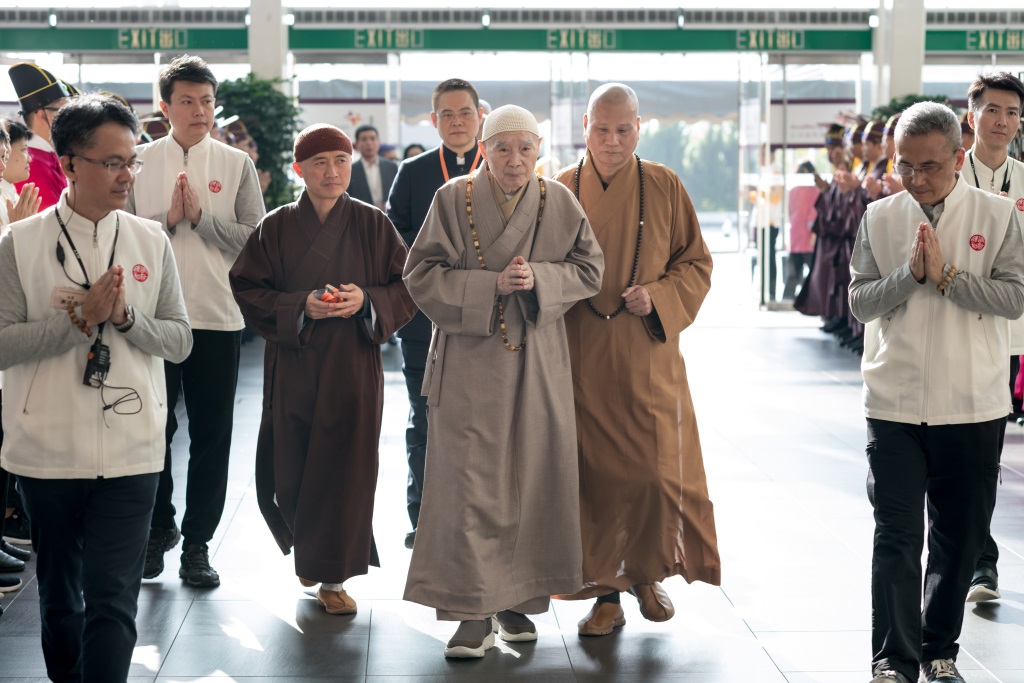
968, 151, 1012, 194
54, 209, 119, 336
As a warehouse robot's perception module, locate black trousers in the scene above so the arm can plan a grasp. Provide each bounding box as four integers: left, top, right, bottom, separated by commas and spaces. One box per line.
977, 354, 1020, 572
401, 338, 429, 529
19, 472, 159, 683
867, 418, 1000, 680
151, 329, 241, 544
782, 251, 813, 300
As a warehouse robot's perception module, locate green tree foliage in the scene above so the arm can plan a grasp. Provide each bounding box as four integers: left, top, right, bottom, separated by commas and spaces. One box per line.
217, 73, 301, 210
872, 93, 949, 120
636, 119, 739, 212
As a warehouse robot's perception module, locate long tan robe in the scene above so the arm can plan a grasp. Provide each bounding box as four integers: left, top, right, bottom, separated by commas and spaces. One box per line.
403, 168, 604, 618
552, 153, 721, 598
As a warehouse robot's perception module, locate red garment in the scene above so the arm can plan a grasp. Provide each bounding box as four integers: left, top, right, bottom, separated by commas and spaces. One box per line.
788, 185, 819, 254
16, 147, 66, 211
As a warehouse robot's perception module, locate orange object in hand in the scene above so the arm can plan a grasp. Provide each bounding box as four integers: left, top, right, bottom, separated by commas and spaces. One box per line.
316, 284, 342, 303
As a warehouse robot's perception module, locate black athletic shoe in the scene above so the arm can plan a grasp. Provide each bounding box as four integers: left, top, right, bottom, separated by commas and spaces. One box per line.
143, 525, 181, 580
179, 543, 220, 588
966, 566, 1000, 602
2, 512, 30, 546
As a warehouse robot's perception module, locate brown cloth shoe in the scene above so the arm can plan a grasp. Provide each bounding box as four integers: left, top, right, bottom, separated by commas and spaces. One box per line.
628, 582, 675, 622
577, 602, 625, 636
298, 577, 318, 587
316, 586, 357, 615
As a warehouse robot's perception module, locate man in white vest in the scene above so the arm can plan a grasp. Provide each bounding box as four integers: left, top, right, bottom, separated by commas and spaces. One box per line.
0, 94, 191, 681
960, 71, 1024, 604
127, 54, 265, 587
850, 101, 1024, 683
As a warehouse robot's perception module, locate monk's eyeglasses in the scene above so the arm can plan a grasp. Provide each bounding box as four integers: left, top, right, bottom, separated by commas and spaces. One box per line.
893, 152, 957, 179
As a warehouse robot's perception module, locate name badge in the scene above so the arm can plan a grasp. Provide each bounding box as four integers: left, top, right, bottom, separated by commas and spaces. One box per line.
50, 286, 87, 310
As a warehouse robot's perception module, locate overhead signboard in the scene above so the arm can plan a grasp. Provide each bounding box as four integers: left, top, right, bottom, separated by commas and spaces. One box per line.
0, 27, 246, 52
926, 29, 1024, 52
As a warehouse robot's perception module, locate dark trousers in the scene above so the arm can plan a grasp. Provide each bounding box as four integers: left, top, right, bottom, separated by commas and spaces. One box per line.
151, 329, 241, 544
977, 354, 1020, 572
782, 251, 813, 300
401, 338, 429, 529
19, 472, 159, 683
0, 389, 6, 539
867, 418, 1000, 680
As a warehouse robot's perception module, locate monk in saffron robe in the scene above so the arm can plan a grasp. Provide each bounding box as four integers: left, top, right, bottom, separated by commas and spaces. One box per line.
403, 105, 604, 658
552, 83, 721, 636
229, 124, 416, 615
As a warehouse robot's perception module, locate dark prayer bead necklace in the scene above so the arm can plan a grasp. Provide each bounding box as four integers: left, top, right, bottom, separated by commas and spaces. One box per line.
575, 153, 645, 320
465, 176, 547, 352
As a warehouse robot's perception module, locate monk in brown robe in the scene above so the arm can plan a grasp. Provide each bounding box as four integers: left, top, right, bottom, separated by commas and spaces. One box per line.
229, 124, 415, 615
553, 83, 721, 636
403, 105, 604, 658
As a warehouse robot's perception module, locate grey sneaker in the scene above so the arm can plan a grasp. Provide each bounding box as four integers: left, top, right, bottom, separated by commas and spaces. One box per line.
871, 665, 911, 682
443, 619, 495, 658
919, 659, 965, 682
495, 609, 538, 642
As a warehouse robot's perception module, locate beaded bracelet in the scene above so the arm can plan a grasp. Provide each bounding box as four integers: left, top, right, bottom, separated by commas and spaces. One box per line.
936, 265, 959, 294
66, 306, 93, 338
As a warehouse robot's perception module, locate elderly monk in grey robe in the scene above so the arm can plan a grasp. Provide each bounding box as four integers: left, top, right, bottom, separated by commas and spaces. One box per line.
403, 104, 604, 658
553, 83, 721, 637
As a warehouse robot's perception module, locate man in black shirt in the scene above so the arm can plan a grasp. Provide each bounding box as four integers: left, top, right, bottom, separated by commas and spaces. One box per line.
387, 79, 484, 548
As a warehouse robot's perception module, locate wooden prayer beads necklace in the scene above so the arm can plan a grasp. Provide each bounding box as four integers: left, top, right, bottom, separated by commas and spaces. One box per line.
464, 176, 547, 352
575, 153, 645, 320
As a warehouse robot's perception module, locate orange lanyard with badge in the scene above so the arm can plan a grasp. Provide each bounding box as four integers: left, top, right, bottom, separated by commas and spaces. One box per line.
439, 144, 482, 184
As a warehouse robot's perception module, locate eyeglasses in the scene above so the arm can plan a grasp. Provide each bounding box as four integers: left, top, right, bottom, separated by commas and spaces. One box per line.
73, 155, 144, 175
41, 106, 62, 114
437, 110, 478, 122
893, 152, 957, 179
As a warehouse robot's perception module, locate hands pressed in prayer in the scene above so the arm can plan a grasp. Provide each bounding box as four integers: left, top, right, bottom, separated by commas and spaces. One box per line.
864, 176, 883, 200
834, 170, 861, 193
81, 266, 125, 327
910, 222, 926, 281
920, 223, 945, 284
180, 173, 203, 225
167, 173, 186, 227
305, 283, 364, 319
622, 284, 652, 316
497, 256, 534, 295
882, 172, 903, 196
5, 182, 40, 222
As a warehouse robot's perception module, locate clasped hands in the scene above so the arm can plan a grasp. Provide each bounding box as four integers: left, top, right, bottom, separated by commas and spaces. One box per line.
497, 256, 535, 295
166, 172, 203, 227
909, 222, 946, 284
305, 283, 364, 319
4, 183, 41, 223
79, 266, 129, 329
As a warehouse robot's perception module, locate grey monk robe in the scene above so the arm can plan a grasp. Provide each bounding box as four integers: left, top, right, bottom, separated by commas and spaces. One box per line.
229, 191, 416, 583
403, 169, 604, 619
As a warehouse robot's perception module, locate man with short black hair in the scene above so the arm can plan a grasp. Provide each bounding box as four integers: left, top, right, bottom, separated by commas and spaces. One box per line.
386, 78, 485, 548
349, 124, 398, 211
851, 101, 1024, 683
0, 93, 191, 682
128, 54, 265, 588
961, 70, 1024, 604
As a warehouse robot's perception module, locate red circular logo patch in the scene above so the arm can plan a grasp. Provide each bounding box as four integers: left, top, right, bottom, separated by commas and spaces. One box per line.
970, 234, 986, 251
209, 180, 222, 193
132, 264, 149, 282
1016, 198, 1024, 211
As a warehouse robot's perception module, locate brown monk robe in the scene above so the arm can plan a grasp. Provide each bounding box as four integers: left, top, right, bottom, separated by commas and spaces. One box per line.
552, 83, 720, 637
230, 124, 416, 614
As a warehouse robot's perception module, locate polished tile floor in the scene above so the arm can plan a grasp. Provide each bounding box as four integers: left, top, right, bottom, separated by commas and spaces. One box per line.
2, 254, 1024, 682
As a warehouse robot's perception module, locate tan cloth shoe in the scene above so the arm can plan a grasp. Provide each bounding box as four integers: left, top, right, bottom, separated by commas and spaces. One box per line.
577, 602, 625, 636
628, 582, 675, 622
298, 577, 318, 587
316, 586, 357, 615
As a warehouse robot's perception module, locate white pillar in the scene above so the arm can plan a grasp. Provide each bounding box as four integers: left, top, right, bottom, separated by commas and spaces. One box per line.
873, 0, 925, 106
248, 0, 288, 87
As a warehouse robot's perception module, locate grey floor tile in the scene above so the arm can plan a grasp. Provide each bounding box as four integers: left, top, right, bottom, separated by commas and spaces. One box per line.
365, 633, 571, 676
176, 598, 370, 637
159, 633, 370, 677
563, 633, 781, 676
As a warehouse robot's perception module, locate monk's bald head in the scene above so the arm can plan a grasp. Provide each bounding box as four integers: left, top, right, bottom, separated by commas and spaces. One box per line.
587, 84, 639, 119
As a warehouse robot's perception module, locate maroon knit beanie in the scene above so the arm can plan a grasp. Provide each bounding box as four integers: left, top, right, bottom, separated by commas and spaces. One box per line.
293, 124, 352, 162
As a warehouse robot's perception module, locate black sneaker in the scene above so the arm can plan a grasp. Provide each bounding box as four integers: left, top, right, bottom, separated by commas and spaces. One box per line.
0, 575, 23, 593
920, 658, 965, 682
966, 566, 999, 602
142, 525, 181, 580
2, 511, 31, 546
0, 541, 29, 562
179, 543, 220, 588
870, 661, 911, 682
